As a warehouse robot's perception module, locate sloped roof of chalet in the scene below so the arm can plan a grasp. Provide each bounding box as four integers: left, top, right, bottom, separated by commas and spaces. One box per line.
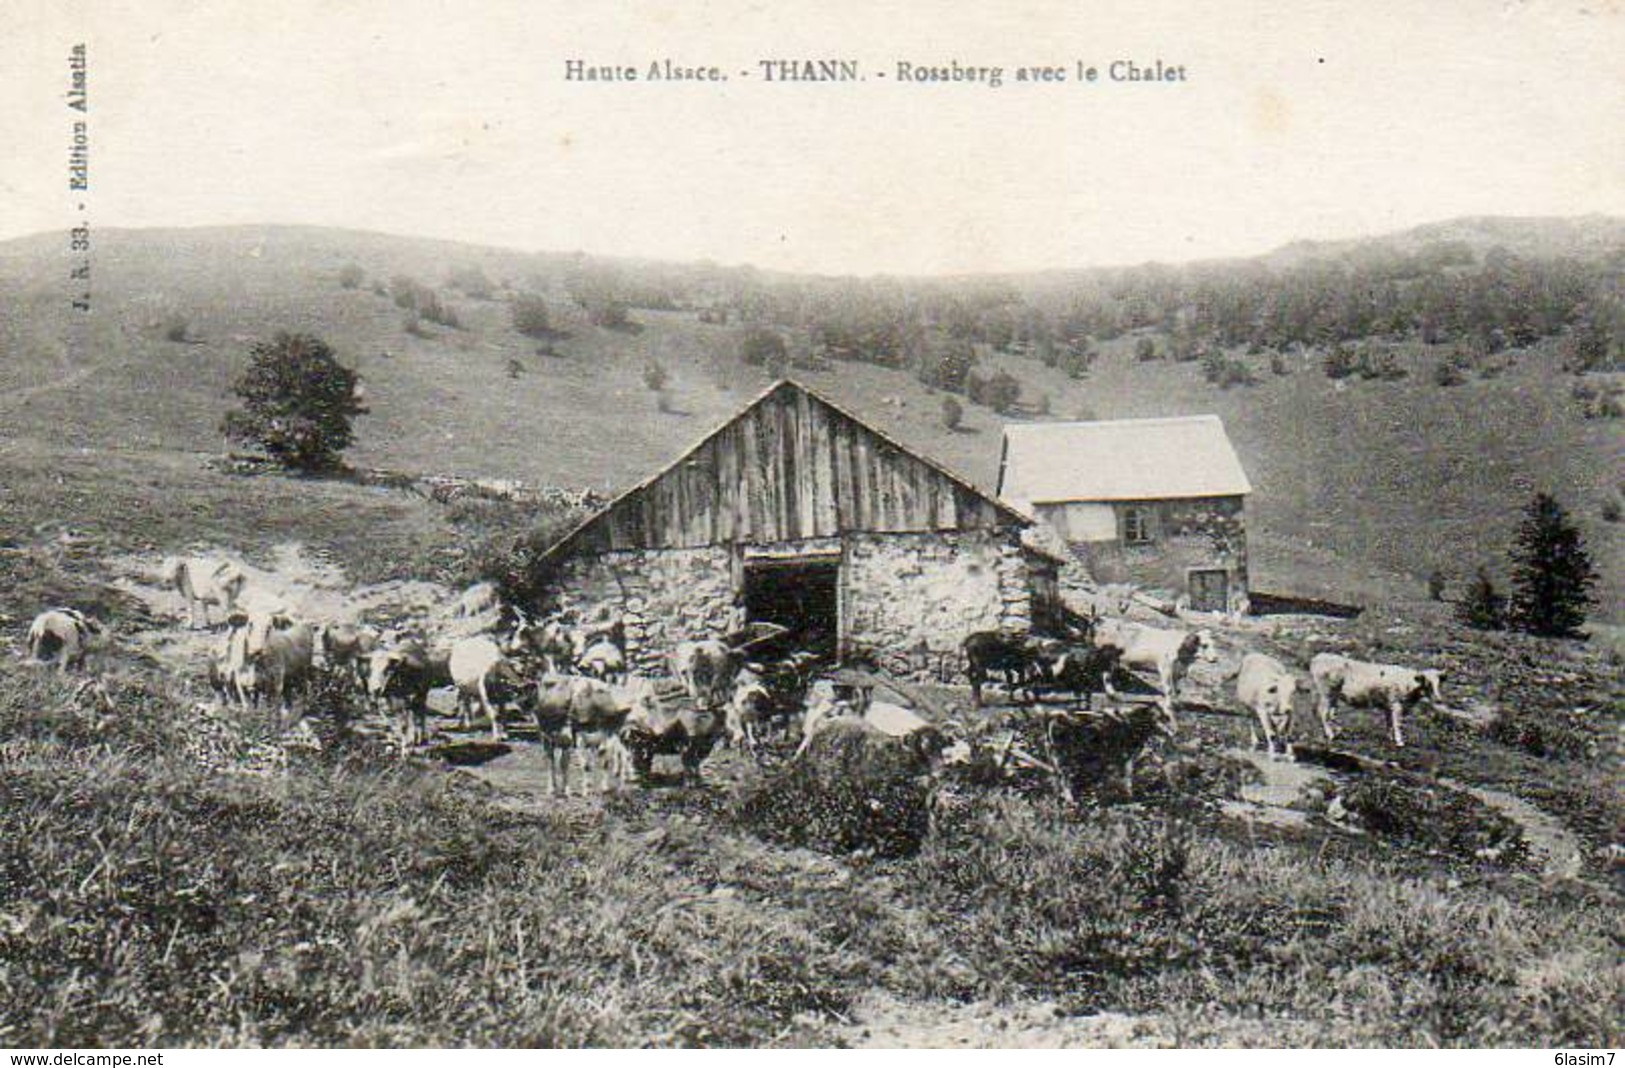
536, 378, 1030, 564
998, 415, 1252, 507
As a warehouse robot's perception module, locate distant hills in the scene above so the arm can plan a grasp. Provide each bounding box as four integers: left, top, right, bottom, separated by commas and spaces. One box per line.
0, 216, 1618, 619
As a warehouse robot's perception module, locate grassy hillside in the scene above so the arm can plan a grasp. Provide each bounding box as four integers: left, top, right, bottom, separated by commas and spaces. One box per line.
0, 223, 1618, 618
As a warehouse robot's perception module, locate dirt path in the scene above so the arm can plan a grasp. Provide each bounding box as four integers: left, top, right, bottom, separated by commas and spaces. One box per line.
840, 994, 1163, 1048
106, 543, 451, 670
1440, 777, 1586, 878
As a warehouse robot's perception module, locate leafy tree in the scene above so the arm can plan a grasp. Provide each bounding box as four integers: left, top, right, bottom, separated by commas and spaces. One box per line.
1455, 567, 1506, 630
971, 369, 1022, 414
740, 326, 788, 367
221, 332, 366, 472
1508, 493, 1599, 638
917, 338, 976, 393
338, 264, 365, 290
1135, 337, 1159, 362
940, 395, 963, 431
511, 293, 552, 338
642, 359, 669, 394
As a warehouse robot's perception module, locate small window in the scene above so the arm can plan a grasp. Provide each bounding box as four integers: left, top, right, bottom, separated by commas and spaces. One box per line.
1122, 505, 1156, 545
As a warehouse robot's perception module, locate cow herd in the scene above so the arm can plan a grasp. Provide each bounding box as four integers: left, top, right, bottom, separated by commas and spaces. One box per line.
961, 616, 1444, 757
18, 558, 1451, 793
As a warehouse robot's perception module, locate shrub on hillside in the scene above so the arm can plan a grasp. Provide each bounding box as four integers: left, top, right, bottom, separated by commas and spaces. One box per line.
161, 314, 191, 343
510, 292, 552, 338
940, 395, 963, 431
338, 264, 365, 290
1455, 567, 1507, 630
1135, 337, 1160, 362
1322, 344, 1359, 380
390, 276, 460, 328
1433, 355, 1468, 387
1201, 350, 1257, 389
448, 264, 495, 300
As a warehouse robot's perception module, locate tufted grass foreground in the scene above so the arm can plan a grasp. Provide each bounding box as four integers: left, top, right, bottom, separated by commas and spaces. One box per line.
0, 662, 1618, 1047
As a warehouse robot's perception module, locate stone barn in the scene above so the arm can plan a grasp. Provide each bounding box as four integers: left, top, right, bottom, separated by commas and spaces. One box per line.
997, 415, 1252, 614
531, 380, 1060, 681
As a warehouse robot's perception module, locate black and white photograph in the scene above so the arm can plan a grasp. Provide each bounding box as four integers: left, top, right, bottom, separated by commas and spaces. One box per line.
0, 0, 1620, 1050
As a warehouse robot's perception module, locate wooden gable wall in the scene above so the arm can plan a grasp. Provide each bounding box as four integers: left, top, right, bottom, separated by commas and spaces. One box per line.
562, 384, 1018, 553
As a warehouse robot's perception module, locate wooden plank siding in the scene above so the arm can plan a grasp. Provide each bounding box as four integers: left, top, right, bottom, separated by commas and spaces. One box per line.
544, 381, 1024, 558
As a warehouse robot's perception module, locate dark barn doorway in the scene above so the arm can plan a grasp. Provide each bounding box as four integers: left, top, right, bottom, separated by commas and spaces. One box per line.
743, 559, 840, 660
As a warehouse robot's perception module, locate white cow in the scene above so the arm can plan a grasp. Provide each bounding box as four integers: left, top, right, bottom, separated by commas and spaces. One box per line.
1309, 652, 1442, 748
1235, 652, 1299, 759
577, 640, 626, 683
671, 639, 741, 712
796, 678, 856, 756
161, 556, 248, 629
448, 635, 530, 741
26, 608, 102, 672
1092, 618, 1218, 728
725, 667, 773, 752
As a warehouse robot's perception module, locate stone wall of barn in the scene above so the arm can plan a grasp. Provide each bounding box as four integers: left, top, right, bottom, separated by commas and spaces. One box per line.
545, 545, 740, 675
1066, 495, 1248, 612
840, 529, 1032, 682
542, 528, 1041, 681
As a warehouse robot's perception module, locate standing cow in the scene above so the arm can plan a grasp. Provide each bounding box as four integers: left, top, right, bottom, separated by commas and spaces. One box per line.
448, 634, 531, 741
368, 639, 451, 755
161, 556, 248, 629
1091, 619, 1218, 728
1310, 653, 1441, 748
314, 622, 381, 692
671, 639, 742, 712
962, 631, 1044, 706
1235, 652, 1299, 758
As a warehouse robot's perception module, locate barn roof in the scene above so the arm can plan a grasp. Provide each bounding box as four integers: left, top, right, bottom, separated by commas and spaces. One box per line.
997, 415, 1252, 507
536, 379, 1029, 563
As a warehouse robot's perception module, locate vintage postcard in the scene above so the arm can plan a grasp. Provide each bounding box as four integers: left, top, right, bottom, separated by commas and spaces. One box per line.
0, 0, 1620, 1051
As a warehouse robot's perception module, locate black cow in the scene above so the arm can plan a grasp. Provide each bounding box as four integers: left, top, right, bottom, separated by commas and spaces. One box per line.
963, 631, 1046, 706
1030, 642, 1124, 704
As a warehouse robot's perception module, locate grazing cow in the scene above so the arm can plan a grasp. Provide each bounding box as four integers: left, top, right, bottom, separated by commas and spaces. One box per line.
1310, 653, 1441, 748
577, 640, 626, 683
26, 608, 102, 672
532, 673, 648, 795
1029, 642, 1125, 705
161, 556, 248, 629
248, 619, 316, 723
1091, 619, 1218, 727
962, 631, 1044, 706
671, 639, 742, 712
314, 623, 380, 690
1235, 652, 1299, 758
621, 676, 722, 786
725, 666, 774, 752
368, 640, 451, 754
448, 635, 531, 741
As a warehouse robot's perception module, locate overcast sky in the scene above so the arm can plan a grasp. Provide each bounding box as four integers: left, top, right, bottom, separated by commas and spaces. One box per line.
3, 0, 1622, 275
